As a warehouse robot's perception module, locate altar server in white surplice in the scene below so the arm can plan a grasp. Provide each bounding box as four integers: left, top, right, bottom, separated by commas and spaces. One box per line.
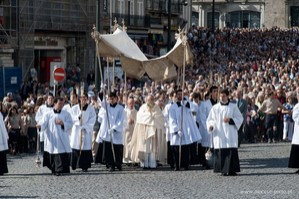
70, 93, 96, 172
207, 89, 243, 176
38, 97, 73, 176
0, 112, 9, 175
168, 89, 202, 171
96, 92, 125, 172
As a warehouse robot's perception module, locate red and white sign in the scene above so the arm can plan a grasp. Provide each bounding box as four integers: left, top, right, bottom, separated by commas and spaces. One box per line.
53, 67, 65, 82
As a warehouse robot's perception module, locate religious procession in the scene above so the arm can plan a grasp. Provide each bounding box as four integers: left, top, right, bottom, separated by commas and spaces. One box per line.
1, 25, 299, 178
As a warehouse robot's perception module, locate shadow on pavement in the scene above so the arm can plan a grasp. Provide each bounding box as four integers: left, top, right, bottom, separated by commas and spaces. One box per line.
238, 171, 297, 176
240, 157, 289, 169
0, 196, 39, 198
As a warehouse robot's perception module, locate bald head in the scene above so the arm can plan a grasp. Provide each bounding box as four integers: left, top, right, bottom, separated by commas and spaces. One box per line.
127, 97, 135, 109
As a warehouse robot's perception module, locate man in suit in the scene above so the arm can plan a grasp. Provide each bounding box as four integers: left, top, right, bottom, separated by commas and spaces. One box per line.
232, 89, 248, 147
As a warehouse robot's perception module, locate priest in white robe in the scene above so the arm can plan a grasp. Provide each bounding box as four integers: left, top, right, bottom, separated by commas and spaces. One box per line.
70, 93, 96, 172
129, 95, 165, 169
96, 92, 125, 172
207, 89, 243, 176
123, 97, 137, 164
168, 89, 202, 171
38, 96, 73, 176
0, 112, 9, 175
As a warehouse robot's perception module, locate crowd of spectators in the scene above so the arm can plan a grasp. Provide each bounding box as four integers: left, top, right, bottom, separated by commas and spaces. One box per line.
1, 26, 299, 154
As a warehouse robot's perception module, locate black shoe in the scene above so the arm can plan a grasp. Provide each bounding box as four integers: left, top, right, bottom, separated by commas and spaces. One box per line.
82, 169, 88, 172
55, 173, 61, 176
221, 173, 229, 176
228, 172, 237, 176
295, 170, 299, 174
174, 168, 180, 171
106, 164, 110, 169
109, 167, 115, 172
117, 165, 122, 171
157, 163, 162, 167
184, 167, 189, 170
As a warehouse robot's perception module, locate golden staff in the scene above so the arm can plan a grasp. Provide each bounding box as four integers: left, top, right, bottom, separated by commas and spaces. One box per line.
179, 31, 187, 170
79, 82, 84, 156
91, 26, 116, 163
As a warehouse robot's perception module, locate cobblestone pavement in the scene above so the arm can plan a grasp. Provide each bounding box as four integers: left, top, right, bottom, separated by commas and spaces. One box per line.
0, 142, 297, 199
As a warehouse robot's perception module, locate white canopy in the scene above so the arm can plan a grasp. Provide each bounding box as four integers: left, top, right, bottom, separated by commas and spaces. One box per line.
93, 28, 193, 81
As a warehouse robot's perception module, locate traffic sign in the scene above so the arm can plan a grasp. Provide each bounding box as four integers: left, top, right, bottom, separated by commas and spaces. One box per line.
53, 67, 65, 82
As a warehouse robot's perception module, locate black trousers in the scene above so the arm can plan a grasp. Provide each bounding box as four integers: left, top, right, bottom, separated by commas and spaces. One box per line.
27, 127, 37, 152
49, 153, 71, 174
171, 144, 190, 169
0, 150, 8, 175
167, 141, 174, 168
214, 148, 240, 174
198, 144, 208, 167
71, 149, 93, 170
104, 141, 123, 169
94, 142, 105, 164
265, 114, 278, 140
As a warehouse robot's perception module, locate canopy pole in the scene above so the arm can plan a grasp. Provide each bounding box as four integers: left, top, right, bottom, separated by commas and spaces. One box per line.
112, 58, 115, 92
124, 72, 127, 104
179, 31, 187, 170
107, 57, 110, 95
91, 26, 116, 163
98, 51, 116, 164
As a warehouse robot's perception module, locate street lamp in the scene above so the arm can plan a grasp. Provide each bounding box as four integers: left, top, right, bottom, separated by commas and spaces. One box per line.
167, 0, 188, 51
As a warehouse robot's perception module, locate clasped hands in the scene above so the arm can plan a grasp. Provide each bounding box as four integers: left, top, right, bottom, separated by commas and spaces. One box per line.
55, 118, 64, 126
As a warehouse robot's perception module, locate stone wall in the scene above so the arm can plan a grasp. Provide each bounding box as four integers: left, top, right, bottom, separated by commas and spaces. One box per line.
264, 0, 286, 28
0, 49, 14, 67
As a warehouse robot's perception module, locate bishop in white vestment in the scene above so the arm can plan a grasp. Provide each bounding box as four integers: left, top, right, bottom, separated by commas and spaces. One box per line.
129, 95, 165, 169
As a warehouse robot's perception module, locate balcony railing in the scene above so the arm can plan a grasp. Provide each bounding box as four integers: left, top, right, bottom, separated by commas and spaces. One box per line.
145, 0, 183, 14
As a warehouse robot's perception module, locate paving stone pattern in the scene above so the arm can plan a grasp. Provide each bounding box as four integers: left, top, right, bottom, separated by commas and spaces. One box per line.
0, 142, 297, 199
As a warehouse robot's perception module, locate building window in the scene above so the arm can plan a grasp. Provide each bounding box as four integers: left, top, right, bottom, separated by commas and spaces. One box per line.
227, 11, 260, 28
137, 0, 144, 16
291, 6, 299, 27
130, 0, 134, 16
118, 0, 125, 14
192, 11, 198, 26
207, 12, 220, 29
